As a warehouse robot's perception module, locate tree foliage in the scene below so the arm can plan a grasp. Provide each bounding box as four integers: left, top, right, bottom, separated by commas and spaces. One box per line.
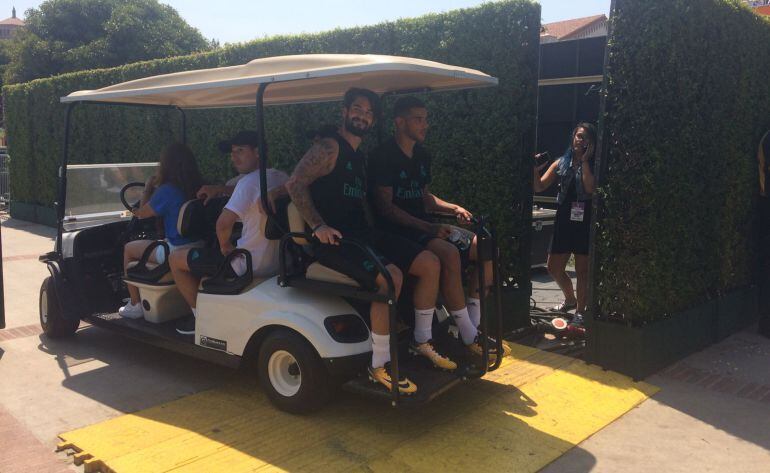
2, 0, 213, 84
2, 0, 541, 284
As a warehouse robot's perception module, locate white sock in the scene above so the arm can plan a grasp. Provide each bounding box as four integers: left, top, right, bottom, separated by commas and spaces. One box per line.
467, 297, 481, 328
371, 333, 390, 368
414, 308, 434, 344
450, 307, 478, 345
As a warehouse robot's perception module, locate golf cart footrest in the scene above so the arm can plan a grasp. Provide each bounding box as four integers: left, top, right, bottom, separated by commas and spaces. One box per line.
342, 359, 464, 406
281, 276, 390, 303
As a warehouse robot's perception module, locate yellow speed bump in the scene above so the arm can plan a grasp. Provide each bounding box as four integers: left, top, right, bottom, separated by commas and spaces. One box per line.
59, 344, 657, 473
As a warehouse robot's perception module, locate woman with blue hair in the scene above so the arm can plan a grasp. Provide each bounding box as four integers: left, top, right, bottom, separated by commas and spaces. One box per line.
533, 122, 597, 324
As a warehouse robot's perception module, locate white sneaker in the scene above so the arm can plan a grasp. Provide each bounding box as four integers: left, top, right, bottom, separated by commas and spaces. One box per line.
118, 301, 144, 319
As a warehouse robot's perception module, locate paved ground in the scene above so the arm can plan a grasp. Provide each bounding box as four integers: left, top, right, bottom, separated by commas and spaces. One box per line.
1, 218, 769, 472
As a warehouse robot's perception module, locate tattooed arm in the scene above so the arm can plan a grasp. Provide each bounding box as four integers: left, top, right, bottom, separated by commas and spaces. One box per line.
286, 138, 341, 244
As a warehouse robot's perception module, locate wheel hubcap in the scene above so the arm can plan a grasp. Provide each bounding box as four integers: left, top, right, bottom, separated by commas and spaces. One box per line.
267, 350, 301, 397
40, 288, 49, 324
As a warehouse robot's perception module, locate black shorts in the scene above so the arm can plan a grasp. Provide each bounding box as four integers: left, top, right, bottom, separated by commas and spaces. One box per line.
187, 247, 236, 279
313, 228, 424, 290
389, 224, 474, 269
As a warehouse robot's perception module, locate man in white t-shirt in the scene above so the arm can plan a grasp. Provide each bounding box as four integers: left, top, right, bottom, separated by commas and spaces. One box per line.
169, 131, 288, 335
195, 138, 250, 204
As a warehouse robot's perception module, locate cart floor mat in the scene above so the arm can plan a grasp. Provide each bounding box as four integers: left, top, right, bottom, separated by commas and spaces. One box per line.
58, 343, 658, 473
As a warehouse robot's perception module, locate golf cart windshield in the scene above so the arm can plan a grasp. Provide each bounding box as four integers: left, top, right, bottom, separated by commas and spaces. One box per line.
64, 163, 157, 231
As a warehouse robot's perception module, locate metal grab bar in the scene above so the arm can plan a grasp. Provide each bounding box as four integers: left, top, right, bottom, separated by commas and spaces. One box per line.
473, 216, 505, 373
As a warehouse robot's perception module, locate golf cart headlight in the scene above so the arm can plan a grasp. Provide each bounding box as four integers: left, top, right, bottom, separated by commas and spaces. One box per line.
323, 314, 369, 343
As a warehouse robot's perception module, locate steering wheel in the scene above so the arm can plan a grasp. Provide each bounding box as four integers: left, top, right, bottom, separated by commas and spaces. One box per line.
120, 182, 145, 211
118, 181, 157, 245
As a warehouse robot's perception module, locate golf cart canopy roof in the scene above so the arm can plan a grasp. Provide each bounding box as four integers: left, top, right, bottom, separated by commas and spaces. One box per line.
61, 54, 498, 109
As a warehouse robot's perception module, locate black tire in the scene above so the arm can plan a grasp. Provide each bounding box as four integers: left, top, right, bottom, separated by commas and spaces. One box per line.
257, 329, 331, 414
39, 277, 79, 338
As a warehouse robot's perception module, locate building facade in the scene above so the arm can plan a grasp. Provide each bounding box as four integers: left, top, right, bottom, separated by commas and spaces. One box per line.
0, 7, 25, 40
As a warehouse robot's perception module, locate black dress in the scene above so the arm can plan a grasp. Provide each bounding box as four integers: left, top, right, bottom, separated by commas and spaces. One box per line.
550, 178, 592, 255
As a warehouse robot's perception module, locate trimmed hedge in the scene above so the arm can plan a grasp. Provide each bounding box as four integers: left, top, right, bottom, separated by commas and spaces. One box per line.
595, 0, 767, 324
2, 1, 540, 283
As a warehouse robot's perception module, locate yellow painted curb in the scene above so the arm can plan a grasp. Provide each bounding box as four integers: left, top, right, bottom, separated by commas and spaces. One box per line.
59, 344, 657, 473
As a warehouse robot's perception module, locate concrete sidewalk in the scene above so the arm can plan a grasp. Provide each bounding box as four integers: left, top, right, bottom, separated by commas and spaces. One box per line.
1, 218, 769, 472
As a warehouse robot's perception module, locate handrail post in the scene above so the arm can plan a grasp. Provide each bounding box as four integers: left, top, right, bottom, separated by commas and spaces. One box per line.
255, 84, 271, 221
56, 102, 78, 256
478, 217, 489, 373
490, 220, 504, 370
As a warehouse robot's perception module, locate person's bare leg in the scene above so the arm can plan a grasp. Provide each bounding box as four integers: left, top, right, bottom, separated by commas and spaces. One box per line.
426, 239, 464, 311
574, 254, 589, 313
124, 240, 154, 304
369, 265, 415, 391
169, 249, 201, 309
370, 264, 403, 336
547, 252, 576, 305
408, 251, 440, 310
468, 236, 493, 299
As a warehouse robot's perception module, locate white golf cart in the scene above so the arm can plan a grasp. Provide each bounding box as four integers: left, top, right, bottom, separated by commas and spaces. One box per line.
38, 54, 506, 413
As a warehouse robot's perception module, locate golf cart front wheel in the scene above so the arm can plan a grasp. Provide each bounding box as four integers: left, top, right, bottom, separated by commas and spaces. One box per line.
39, 277, 79, 338
257, 329, 331, 414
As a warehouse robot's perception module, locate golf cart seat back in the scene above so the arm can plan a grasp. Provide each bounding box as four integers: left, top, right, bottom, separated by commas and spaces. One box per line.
286, 203, 359, 287
178, 196, 236, 246
124, 198, 209, 285
265, 195, 292, 240
122, 199, 216, 323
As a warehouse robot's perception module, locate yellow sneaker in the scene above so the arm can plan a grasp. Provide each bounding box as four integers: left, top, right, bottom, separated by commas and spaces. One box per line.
368, 364, 418, 394
410, 341, 458, 371
474, 335, 512, 357
467, 341, 497, 364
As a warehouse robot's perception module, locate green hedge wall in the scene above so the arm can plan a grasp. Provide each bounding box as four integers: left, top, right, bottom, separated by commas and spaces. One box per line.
595, 0, 768, 324
2, 1, 540, 283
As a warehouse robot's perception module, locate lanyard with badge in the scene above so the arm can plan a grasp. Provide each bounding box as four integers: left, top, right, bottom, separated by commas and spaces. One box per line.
568, 161, 587, 222
570, 202, 585, 222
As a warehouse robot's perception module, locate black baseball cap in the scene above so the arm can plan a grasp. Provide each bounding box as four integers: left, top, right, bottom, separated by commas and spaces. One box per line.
217, 130, 260, 153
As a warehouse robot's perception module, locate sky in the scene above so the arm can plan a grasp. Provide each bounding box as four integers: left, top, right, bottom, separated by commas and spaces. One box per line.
5, 0, 611, 45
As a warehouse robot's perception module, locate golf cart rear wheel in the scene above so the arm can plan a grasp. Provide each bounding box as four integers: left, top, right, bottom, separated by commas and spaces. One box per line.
257, 329, 331, 414
39, 277, 79, 338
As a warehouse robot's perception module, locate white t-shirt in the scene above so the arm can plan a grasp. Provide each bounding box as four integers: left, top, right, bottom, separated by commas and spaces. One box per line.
225, 168, 289, 277
225, 174, 244, 187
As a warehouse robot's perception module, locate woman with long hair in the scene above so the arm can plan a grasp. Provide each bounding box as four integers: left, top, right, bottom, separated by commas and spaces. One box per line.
533, 123, 597, 324
119, 142, 205, 319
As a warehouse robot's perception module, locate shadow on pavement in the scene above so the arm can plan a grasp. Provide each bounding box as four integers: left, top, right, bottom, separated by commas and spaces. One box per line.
1, 218, 56, 239
41, 325, 600, 472
37, 325, 236, 413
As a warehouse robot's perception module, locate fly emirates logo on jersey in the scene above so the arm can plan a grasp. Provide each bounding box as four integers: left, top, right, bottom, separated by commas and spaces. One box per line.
343, 177, 364, 199
396, 180, 424, 201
